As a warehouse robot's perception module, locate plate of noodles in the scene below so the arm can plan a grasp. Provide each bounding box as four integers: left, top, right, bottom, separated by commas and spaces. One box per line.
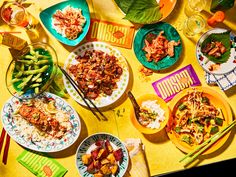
166, 86, 232, 154
39, 0, 90, 46
1, 92, 81, 152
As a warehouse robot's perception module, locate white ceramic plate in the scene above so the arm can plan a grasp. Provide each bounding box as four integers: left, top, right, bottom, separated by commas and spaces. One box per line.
63, 41, 129, 108
196, 28, 236, 75
75, 133, 129, 177
1, 92, 81, 152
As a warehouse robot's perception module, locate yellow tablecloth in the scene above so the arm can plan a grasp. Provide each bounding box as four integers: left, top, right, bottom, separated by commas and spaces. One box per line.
1, 0, 236, 176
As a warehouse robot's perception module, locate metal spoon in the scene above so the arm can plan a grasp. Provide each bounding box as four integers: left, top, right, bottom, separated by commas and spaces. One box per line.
127, 91, 141, 120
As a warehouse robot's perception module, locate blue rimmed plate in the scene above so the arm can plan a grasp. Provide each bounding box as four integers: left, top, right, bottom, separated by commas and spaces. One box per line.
39, 0, 90, 46
134, 22, 182, 70
196, 28, 236, 75
1, 92, 81, 152
76, 133, 129, 177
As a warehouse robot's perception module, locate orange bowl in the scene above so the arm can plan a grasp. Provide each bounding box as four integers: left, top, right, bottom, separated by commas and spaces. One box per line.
130, 94, 170, 134
160, 0, 177, 20
167, 86, 233, 154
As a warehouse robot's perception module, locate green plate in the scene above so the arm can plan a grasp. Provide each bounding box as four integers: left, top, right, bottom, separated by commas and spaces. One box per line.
134, 22, 182, 70
39, 0, 90, 46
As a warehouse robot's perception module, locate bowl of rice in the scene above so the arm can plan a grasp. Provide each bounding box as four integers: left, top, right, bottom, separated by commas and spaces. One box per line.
39, 0, 90, 46
130, 94, 170, 134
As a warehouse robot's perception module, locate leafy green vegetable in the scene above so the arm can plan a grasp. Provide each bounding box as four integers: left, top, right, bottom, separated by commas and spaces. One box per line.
210, 0, 235, 12
196, 123, 204, 133
210, 126, 219, 134
174, 127, 181, 133
114, 0, 133, 14
115, 0, 162, 24
181, 135, 192, 145
215, 117, 223, 126
201, 97, 209, 104
178, 103, 187, 111
201, 31, 231, 64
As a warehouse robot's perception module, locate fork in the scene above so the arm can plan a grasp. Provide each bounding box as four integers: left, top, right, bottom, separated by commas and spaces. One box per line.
0, 128, 10, 165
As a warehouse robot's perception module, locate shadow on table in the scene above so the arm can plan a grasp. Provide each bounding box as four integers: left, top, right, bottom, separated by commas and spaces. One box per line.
143, 128, 169, 144
224, 85, 236, 98
164, 0, 185, 24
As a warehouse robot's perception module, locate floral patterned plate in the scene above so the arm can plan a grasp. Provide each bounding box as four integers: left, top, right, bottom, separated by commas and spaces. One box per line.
196, 28, 236, 75
63, 41, 129, 108
1, 92, 81, 152
75, 133, 129, 177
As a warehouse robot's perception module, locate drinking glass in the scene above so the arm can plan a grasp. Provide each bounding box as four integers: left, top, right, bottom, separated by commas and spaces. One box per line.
183, 14, 205, 37
1, 1, 39, 41
1, 1, 29, 27
185, 0, 207, 16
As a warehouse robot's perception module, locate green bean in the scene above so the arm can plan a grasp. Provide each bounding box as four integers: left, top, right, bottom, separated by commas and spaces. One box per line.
18, 59, 49, 65
35, 60, 49, 65
32, 73, 42, 82
38, 55, 50, 59
17, 75, 33, 89
23, 55, 35, 60
15, 64, 21, 71
18, 91, 24, 96
11, 78, 21, 83
35, 78, 42, 82
30, 83, 41, 88
23, 65, 49, 75
35, 87, 39, 94
23, 75, 33, 81
20, 63, 25, 71
14, 71, 23, 78
29, 45, 35, 55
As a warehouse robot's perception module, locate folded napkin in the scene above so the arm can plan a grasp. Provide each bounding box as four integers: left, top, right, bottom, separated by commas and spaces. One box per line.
17, 150, 67, 177
124, 139, 149, 177
205, 68, 236, 91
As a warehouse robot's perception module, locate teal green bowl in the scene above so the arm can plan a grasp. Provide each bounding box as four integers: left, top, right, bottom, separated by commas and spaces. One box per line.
134, 22, 182, 71
39, 0, 90, 46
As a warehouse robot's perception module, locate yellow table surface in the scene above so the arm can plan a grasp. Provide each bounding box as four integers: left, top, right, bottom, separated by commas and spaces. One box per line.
1, 0, 236, 176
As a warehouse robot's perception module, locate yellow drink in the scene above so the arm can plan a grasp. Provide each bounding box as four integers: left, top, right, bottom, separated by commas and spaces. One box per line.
183, 15, 205, 37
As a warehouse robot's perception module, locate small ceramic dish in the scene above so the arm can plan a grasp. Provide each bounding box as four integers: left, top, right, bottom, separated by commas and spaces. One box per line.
130, 94, 170, 134
134, 22, 182, 71
75, 133, 129, 177
39, 0, 90, 46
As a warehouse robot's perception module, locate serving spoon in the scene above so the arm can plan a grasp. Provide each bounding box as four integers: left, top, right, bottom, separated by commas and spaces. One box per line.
127, 91, 141, 120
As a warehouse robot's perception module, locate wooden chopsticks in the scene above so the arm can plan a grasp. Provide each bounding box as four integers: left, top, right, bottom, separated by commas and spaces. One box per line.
58, 66, 107, 121
0, 128, 11, 165
180, 120, 236, 166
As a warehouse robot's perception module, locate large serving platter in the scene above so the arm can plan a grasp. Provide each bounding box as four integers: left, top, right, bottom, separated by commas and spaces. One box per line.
63, 41, 129, 108
167, 86, 233, 154
1, 92, 81, 152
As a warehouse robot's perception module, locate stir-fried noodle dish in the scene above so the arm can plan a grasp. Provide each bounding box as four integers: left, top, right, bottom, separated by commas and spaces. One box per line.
170, 89, 225, 146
